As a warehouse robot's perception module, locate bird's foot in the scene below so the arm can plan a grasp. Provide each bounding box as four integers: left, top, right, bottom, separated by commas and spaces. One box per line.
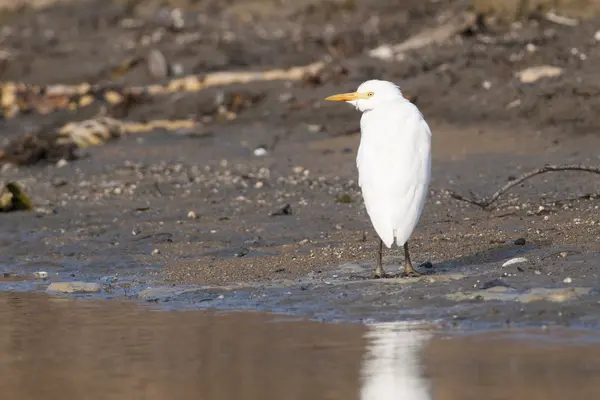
401, 264, 421, 278
372, 266, 390, 279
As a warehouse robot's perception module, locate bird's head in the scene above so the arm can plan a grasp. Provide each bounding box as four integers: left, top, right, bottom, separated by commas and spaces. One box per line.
324, 80, 403, 112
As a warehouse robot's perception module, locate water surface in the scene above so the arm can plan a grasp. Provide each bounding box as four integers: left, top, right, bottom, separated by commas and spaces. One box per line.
0, 292, 599, 399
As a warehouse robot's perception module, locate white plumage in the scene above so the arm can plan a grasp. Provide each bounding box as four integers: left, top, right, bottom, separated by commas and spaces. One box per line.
325, 80, 432, 277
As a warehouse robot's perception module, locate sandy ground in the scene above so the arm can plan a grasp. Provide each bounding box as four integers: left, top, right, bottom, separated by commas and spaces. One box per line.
0, 0, 599, 325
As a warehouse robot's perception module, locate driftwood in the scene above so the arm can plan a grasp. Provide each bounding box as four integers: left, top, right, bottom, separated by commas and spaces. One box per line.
0, 61, 326, 119
447, 164, 600, 209
369, 12, 477, 60
0, 117, 203, 166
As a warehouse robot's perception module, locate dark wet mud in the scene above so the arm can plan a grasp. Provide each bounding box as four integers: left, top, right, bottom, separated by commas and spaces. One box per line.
2, 291, 600, 400
0, 0, 599, 327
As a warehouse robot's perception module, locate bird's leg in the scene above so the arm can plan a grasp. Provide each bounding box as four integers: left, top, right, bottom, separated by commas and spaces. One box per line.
402, 241, 421, 277
373, 239, 388, 279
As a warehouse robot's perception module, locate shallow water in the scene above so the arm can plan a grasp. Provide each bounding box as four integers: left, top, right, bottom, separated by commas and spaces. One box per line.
1, 292, 600, 399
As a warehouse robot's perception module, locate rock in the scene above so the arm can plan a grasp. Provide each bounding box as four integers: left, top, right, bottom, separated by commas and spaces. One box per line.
270, 203, 292, 216
253, 146, 268, 157
0, 182, 33, 212
516, 65, 563, 84
514, 238, 526, 245
447, 286, 593, 303
33, 271, 48, 279
147, 49, 169, 79
46, 282, 102, 294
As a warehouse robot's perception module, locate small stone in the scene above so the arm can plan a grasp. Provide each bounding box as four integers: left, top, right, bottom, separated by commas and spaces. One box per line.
46, 282, 102, 294
147, 49, 169, 79
254, 181, 264, 189
595, 30, 600, 41
482, 80, 492, 90
563, 277, 572, 284
307, 124, 323, 133
514, 238, 526, 246
33, 271, 48, 279
253, 147, 268, 157
559, 251, 569, 258
270, 204, 292, 216
152, 248, 160, 255
56, 159, 69, 168
187, 211, 198, 219
419, 261, 434, 269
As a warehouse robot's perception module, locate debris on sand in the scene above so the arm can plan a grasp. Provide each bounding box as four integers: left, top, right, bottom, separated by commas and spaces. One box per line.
1, 61, 325, 119
516, 66, 564, 84
369, 12, 477, 61
0, 182, 33, 212
200, 90, 266, 121
0, 117, 200, 166
270, 204, 292, 216
58, 117, 125, 148
501, 257, 529, 267
46, 281, 102, 294
447, 286, 593, 303
0, 131, 78, 166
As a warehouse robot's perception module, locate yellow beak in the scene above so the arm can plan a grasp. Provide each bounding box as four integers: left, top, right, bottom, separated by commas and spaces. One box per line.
324, 92, 366, 101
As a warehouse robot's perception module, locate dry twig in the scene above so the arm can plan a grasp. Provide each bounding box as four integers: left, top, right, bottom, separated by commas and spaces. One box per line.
447, 164, 600, 209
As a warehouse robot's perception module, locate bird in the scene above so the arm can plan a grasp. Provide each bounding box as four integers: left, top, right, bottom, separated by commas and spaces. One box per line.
325, 80, 431, 278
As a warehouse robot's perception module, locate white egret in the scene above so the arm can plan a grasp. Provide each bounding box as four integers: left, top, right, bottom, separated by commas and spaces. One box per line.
325, 80, 431, 278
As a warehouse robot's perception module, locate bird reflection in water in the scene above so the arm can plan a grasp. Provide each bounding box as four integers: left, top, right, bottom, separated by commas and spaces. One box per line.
360, 322, 432, 400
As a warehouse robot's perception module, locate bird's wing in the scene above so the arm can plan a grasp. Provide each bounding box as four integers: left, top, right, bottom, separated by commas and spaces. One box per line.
357, 102, 431, 248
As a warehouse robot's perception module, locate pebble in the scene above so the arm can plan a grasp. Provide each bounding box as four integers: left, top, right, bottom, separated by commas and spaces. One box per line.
563, 277, 572, 284
307, 124, 323, 133
152, 248, 160, 255
514, 238, 526, 246
147, 49, 169, 79
187, 210, 198, 219
46, 282, 102, 294
56, 159, 69, 168
33, 271, 48, 279
253, 147, 268, 157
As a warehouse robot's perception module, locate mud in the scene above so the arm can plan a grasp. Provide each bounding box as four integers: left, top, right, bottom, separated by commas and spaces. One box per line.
0, 0, 599, 327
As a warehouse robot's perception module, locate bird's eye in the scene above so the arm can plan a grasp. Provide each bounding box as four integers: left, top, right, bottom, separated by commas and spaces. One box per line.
367, 92, 374, 97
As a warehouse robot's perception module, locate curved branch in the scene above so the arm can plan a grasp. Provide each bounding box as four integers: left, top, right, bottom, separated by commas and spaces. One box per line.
447, 164, 600, 209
